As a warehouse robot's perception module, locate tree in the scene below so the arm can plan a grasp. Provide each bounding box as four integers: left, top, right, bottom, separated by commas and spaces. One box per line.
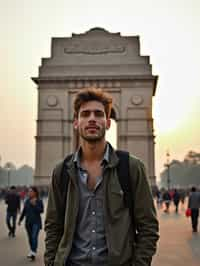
4, 162, 16, 170
160, 151, 200, 188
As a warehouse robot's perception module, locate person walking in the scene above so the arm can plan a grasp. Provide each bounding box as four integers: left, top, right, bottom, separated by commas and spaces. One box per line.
5, 186, 20, 237
44, 88, 159, 266
18, 186, 44, 260
162, 189, 171, 213
173, 189, 180, 213
188, 186, 200, 233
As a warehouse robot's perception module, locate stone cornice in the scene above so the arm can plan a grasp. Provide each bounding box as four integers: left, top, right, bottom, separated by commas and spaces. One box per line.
32, 75, 158, 95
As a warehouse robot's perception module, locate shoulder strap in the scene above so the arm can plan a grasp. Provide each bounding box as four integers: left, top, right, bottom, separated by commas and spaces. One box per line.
57, 154, 73, 216
60, 154, 73, 191
116, 150, 135, 229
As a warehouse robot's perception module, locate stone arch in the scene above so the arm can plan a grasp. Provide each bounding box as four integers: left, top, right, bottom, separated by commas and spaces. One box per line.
111, 104, 119, 121
32, 28, 158, 185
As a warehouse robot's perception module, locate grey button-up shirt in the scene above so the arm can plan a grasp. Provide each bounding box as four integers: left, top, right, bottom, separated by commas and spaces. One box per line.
67, 144, 109, 266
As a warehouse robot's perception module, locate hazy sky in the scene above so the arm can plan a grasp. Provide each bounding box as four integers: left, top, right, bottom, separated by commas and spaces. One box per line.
0, 0, 199, 179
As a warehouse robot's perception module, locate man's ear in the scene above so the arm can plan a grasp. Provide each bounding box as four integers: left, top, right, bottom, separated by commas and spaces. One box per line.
73, 119, 78, 130
106, 118, 111, 130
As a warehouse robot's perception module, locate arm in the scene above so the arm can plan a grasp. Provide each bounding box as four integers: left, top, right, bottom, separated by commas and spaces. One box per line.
17, 195, 21, 213
5, 194, 8, 204
188, 194, 191, 209
18, 202, 26, 224
44, 164, 65, 266
130, 156, 159, 266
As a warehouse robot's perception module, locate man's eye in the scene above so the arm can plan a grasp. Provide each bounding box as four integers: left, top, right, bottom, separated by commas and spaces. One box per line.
81, 111, 90, 117
95, 111, 104, 117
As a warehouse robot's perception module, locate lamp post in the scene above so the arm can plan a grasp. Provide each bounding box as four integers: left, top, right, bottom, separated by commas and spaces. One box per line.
7, 168, 10, 187
5, 163, 12, 188
165, 150, 171, 190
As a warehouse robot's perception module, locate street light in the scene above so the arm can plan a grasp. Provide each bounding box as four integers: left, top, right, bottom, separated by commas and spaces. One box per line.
164, 150, 171, 190
7, 168, 10, 187
5, 163, 12, 188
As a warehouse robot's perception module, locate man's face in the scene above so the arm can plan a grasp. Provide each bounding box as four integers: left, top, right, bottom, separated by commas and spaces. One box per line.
73, 100, 111, 142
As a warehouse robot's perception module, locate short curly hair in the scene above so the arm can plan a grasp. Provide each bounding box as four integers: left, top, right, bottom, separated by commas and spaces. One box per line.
73, 88, 113, 119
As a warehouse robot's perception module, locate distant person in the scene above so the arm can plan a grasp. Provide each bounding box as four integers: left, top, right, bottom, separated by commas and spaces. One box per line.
156, 189, 162, 208
173, 189, 180, 213
18, 186, 44, 260
180, 189, 186, 206
5, 186, 20, 237
188, 186, 200, 233
19, 189, 27, 202
162, 189, 171, 213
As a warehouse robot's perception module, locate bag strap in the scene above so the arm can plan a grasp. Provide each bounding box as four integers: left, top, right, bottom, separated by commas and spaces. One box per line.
58, 154, 73, 217
116, 150, 135, 229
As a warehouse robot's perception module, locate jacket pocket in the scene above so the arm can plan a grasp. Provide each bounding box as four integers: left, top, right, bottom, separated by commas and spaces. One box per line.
110, 188, 127, 215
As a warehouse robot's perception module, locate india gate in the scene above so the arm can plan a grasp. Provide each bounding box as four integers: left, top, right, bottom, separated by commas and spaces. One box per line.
32, 28, 158, 186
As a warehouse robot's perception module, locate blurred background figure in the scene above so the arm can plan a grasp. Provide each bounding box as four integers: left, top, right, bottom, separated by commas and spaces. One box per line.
173, 189, 181, 213
156, 188, 163, 208
188, 186, 200, 233
5, 185, 20, 237
162, 189, 171, 213
18, 186, 44, 261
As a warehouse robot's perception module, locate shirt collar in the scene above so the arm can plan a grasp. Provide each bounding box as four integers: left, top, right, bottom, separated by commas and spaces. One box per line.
74, 142, 109, 168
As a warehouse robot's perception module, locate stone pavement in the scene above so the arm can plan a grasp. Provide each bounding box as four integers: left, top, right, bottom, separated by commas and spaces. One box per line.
0, 199, 199, 266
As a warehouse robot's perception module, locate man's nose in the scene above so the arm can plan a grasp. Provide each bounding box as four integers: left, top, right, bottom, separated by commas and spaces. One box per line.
88, 111, 96, 120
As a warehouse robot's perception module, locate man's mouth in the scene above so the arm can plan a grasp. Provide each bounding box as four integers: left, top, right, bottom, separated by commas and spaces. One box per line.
86, 126, 99, 130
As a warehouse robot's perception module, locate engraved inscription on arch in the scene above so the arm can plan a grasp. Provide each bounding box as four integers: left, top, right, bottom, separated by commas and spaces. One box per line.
64, 40, 126, 55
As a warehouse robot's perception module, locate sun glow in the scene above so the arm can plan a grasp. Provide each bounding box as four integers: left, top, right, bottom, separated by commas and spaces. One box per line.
106, 119, 117, 149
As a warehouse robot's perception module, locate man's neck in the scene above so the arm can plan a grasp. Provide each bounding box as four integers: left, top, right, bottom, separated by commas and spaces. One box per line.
80, 140, 107, 162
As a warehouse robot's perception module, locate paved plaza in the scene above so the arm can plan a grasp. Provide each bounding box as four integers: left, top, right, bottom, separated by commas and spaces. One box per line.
0, 199, 199, 266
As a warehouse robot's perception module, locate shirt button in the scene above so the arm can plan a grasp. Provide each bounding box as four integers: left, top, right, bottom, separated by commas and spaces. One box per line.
92, 211, 96, 215
92, 229, 95, 233
92, 246, 96, 250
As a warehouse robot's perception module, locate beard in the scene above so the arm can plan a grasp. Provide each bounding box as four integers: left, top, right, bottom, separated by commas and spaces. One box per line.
79, 126, 106, 143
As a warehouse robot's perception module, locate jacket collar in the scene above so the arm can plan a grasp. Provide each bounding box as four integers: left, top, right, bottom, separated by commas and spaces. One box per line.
65, 142, 119, 171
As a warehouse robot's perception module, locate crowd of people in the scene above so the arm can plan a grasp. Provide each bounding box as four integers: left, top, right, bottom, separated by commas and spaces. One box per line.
2, 184, 200, 261
2, 183, 200, 262
3, 185, 46, 261
155, 186, 200, 233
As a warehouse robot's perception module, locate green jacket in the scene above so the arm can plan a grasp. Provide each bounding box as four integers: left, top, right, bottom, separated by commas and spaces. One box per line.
44, 146, 159, 266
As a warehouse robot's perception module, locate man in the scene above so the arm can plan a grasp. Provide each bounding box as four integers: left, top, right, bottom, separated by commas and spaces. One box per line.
5, 186, 20, 237
173, 188, 180, 213
162, 189, 171, 213
44, 88, 159, 266
188, 186, 200, 233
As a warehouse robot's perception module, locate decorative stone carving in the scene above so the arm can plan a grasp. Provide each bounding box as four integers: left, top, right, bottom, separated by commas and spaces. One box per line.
77, 81, 83, 88
107, 81, 113, 88
64, 41, 125, 55
84, 81, 90, 87
47, 95, 58, 107
68, 82, 74, 88
131, 95, 143, 105
99, 81, 105, 87
114, 81, 121, 87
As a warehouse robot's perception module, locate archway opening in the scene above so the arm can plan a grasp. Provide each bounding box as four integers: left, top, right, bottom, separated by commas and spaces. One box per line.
106, 108, 117, 149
